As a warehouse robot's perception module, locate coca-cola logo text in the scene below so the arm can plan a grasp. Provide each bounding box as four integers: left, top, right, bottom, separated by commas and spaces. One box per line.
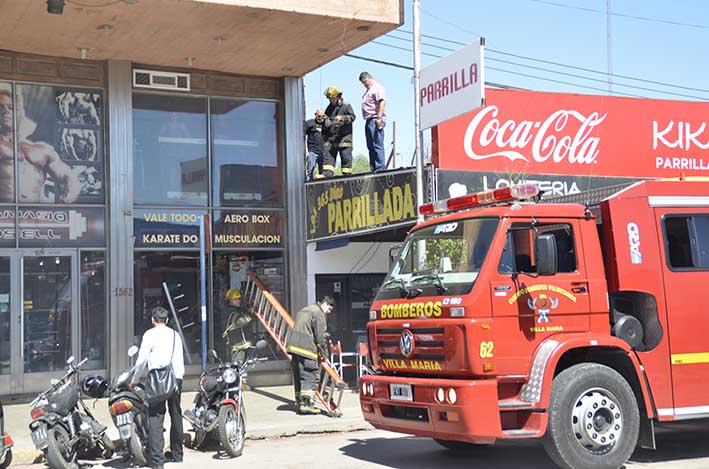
463, 106, 607, 165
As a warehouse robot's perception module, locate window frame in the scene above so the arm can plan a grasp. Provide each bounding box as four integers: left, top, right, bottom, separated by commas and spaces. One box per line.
662, 213, 709, 272
497, 221, 579, 275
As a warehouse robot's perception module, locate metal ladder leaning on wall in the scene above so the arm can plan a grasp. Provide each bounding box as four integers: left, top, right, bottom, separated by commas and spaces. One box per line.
242, 272, 345, 417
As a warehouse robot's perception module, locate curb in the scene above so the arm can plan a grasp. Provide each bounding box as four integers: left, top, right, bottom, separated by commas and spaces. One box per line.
10, 422, 373, 465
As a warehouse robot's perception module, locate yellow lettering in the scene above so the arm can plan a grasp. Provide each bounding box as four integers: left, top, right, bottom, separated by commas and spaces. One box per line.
343, 199, 352, 232
433, 301, 442, 317
417, 303, 424, 316
392, 186, 403, 221
382, 188, 393, 222
351, 197, 360, 230
424, 301, 434, 317
403, 183, 414, 219
327, 203, 335, 233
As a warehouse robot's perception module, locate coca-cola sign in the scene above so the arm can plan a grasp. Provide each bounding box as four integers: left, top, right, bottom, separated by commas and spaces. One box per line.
435, 88, 709, 178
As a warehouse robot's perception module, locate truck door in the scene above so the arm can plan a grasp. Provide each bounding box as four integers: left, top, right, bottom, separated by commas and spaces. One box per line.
489, 220, 592, 374
658, 211, 709, 414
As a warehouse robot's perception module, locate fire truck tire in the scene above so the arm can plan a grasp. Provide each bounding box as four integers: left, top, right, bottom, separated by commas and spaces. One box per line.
433, 439, 489, 453
543, 363, 639, 469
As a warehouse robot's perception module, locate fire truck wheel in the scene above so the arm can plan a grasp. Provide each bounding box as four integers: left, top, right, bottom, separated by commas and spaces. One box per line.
543, 363, 639, 469
433, 439, 489, 453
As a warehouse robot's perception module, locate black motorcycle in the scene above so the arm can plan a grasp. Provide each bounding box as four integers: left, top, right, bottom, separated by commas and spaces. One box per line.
28, 356, 113, 469
184, 340, 267, 457
107, 346, 149, 466
0, 399, 13, 468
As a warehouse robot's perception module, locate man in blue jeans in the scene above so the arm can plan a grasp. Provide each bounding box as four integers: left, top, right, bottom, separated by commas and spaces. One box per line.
359, 71, 387, 173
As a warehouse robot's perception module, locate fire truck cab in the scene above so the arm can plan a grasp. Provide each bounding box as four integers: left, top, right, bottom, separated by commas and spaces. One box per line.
359, 179, 709, 469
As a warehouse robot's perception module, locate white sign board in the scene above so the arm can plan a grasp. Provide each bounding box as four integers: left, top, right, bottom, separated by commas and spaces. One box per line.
420, 37, 485, 130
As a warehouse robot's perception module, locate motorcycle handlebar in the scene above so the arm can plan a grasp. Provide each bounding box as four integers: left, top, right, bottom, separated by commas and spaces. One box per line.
31, 357, 89, 407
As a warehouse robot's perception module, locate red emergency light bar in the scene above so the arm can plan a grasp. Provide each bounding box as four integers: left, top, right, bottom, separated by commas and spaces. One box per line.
419, 183, 539, 216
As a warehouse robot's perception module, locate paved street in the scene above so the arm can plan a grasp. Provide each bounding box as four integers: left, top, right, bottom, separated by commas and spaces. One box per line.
13, 422, 709, 469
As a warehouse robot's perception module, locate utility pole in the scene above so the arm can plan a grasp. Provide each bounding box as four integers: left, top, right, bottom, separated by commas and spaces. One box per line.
413, 0, 424, 222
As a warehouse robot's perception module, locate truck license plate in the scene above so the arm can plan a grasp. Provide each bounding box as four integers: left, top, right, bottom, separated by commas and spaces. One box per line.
390, 383, 413, 401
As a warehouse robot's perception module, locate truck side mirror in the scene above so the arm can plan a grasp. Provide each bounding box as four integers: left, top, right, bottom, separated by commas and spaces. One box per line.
389, 244, 402, 270
535, 233, 558, 276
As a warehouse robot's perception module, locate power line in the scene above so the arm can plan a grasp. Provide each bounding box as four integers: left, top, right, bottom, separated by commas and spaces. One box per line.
371, 38, 709, 100
391, 29, 709, 95
487, 66, 647, 98
344, 53, 413, 70
527, 0, 709, 30
421, 8, 483, 36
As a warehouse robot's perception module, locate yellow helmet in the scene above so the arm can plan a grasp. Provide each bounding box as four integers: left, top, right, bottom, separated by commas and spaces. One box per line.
324, 85, 342, 98
225, 288, 241, 300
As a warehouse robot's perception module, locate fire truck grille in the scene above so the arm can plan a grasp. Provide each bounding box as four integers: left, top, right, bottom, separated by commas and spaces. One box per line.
375, 327, 445, 361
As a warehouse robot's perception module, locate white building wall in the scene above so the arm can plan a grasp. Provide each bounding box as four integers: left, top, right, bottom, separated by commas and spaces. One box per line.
306, 241, 398, 304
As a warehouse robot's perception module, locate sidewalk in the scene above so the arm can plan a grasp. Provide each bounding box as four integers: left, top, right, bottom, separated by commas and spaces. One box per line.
4, 386, 371, 465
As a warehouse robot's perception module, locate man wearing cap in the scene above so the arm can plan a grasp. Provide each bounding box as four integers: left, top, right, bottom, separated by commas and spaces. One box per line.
286, 296, 335, 414
359, 72, 387, 173
132, 307, 185, 469
222, 288, 255, 364
321, 86, 356, 177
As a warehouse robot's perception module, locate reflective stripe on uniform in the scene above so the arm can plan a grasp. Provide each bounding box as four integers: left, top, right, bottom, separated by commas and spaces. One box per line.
322, 164, 336, 172
287, 345, 318, 359
341, 168, 352, 173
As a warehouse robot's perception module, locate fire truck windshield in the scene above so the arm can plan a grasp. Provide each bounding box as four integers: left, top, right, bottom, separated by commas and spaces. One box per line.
380, 217, 499, 298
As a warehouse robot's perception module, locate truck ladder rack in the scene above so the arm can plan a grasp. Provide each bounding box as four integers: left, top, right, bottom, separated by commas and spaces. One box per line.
243, 272, 345, 417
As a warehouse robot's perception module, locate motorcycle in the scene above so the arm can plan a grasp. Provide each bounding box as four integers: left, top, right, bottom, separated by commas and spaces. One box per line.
0, 399, 13, 468
28, 356, 114, 469
184, 340, 267, 457
107, 346, 149, 466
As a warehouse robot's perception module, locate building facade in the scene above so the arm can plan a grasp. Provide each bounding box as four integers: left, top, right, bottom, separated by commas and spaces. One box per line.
0, 0, 401, 395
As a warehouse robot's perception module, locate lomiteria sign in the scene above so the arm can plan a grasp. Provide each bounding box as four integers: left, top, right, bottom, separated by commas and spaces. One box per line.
306, 169, 418, 242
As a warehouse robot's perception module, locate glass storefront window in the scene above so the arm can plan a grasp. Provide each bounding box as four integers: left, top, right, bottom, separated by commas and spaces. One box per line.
134, 251, 202, 365
81, 252, 106, 370
211, 99, 281, 207
0, 82, 15, 203
212, 252, 284, 362
133, 94, 207, 206
23, 256, 72, 373
0, 257, 9, 375
13, 84, 104, 204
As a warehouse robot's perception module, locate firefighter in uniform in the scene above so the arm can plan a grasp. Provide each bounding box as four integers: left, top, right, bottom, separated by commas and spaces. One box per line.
286, 296, 335, 414
321, 86, 356, 177
222, 289, 255, 364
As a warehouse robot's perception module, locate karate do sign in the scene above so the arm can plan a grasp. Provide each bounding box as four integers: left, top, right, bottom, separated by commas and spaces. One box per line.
420, 37, 485, 129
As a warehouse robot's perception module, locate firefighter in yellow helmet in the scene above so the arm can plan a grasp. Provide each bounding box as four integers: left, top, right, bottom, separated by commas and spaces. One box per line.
319, 85, 356, 178
222, 288, 255, 364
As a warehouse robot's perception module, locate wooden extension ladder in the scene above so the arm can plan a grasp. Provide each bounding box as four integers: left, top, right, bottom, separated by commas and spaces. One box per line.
243, 272, 345, 417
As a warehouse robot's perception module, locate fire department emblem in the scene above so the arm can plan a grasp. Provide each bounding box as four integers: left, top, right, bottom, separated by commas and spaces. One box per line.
528, 294, 559, 324
399, 329, 415, 358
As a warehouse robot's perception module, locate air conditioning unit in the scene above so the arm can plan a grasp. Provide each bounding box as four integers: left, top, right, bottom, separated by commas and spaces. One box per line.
133, 69, 190, 91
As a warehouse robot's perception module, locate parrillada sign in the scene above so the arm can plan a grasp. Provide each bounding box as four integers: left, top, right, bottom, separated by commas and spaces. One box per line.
306, 169, 418, 242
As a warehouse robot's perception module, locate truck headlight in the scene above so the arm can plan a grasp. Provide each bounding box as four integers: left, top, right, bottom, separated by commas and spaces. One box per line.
436, 387, 445, 403
446, 388, 457, 404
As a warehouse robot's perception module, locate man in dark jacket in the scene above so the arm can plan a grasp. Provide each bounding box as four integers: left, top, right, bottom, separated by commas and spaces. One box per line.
286, 296, 335, 414
321, 86, 356, 177
304, 110, 326, 180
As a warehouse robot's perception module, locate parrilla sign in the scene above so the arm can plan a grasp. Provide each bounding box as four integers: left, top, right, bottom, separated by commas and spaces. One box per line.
306, 169, 418, 242
434, 88, 709, 178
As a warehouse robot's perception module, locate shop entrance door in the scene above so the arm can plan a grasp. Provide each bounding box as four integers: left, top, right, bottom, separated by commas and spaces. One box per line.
0, 251, 80, 394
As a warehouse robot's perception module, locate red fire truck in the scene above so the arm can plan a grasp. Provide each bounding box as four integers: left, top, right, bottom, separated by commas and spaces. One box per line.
359, 179, 709, 469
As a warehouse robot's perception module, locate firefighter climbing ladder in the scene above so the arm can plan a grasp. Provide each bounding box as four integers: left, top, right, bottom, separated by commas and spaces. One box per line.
243, 272, 345, 417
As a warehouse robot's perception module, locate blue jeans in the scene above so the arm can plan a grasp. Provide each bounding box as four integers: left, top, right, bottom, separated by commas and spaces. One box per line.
306, 151, 322, 180
365, 118, 386, 172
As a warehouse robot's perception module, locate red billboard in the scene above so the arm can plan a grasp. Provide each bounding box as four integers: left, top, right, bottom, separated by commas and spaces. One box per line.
433, 88, 709, 178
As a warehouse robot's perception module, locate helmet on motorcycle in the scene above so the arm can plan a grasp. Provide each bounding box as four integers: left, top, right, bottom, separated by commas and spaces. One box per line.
82, 375, 109, 399
225, 288, 241, 301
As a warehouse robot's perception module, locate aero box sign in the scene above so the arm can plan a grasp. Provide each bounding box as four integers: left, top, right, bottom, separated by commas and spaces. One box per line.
420, 37, 485, 130
434, 88, 709, 178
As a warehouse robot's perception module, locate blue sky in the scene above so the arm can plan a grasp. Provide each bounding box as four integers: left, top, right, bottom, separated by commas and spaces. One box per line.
304, 0, 709, 166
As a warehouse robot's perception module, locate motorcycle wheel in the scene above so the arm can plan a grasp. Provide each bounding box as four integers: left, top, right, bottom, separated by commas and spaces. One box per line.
129, 423, 148, 467
46, 426, 78, 469
0, 448, 12, 469
217, 406, 245, 458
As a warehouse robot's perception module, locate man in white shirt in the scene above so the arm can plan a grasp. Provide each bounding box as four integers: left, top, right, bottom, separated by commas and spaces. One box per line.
359, 71, 387, 173
133, 307, 185, 469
